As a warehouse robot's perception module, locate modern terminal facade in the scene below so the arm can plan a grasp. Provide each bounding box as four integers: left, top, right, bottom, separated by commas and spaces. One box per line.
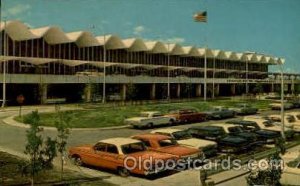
0, 20, 299, 105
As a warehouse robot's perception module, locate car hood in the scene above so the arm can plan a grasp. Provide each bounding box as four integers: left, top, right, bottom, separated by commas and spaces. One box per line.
256, 130, 281, 137
155, 145, 199, 157
235, 132, 257, 140
178, 138, 217, 148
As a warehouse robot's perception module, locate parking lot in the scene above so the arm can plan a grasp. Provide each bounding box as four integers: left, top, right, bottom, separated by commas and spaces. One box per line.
1, 104, 300, 185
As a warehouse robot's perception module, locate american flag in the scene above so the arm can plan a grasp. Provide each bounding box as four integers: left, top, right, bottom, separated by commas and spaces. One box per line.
193, 11, 207, 22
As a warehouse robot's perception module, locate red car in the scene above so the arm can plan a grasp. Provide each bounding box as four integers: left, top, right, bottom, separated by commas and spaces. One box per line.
132, 134, 204, 162
165, 109, 207, 124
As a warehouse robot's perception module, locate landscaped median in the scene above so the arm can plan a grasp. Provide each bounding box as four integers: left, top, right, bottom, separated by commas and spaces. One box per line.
15, 99, 272, 128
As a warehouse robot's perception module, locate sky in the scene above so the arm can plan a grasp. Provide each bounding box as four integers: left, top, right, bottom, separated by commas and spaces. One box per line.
1, 0, 300, 73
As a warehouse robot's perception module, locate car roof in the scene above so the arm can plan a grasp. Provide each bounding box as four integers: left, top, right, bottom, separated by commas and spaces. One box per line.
99, 138, 141, 146
151, 128, 183, 133
228, 120, 257, 125
132, 133, 172, 141
141, 111, 160, 114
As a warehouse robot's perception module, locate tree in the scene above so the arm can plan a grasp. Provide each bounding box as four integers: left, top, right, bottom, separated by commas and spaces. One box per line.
253, 83, 263, 100
54, 105, 71, 181
246, 138, 285, 186
126, 83, 137, 104
23, 110, 57, 185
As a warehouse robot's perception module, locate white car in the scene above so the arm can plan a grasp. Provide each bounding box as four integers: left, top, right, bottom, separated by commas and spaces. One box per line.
150, 128, 218, 157
270, 101, 294, 110
124, 111, 176, 129
280, 152, 300, 185
267, 114, 300, 132
243, 116, 295, 139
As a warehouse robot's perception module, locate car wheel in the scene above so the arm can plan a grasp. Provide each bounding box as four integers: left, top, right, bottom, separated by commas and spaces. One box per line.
146, 123, 154, 129
168, 119, 175, 126
118, 167, 130, 177
72, 155, 83, 166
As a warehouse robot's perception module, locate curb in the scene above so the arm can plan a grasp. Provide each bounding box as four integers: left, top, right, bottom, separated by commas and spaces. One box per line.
2, 115, 130, 131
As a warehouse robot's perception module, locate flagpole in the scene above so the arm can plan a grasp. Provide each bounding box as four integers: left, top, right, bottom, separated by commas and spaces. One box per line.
193, 11, 207, 101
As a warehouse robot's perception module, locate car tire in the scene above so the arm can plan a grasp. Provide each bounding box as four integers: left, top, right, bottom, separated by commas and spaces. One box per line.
146, 123, 154, 129
118, 167, 130, 177
168, 119, 175, 126
72, 155, 83, 166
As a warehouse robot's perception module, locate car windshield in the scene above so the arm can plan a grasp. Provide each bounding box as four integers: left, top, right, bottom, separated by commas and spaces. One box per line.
173, 131, 192, 140
287, 115, 296, 123
286, 157, 300, 168
140, 113, 150, 117
262, 120, 275, 127
121, 142, 146, 154
158, 139, 178, 147
228, 126, 244, 133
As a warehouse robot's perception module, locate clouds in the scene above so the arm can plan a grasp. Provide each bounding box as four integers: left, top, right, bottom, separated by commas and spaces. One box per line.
133, 25, 145, 36
3, 4, 31, 19
165, 37, 185, 44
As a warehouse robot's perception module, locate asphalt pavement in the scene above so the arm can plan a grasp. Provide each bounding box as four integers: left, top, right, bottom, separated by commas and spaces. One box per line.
0, 105, 299, 186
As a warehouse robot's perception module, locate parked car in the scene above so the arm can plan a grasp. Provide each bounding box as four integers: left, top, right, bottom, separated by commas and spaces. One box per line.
124, 111, 176, 128
204, 106, 236, 120
132, 133, 204, 163
150, 128, 218, 157
226, 120, 281, 144
287, 112, 300, 125
164, 108, 207, 124
243, 116, 295, 139
269, 101, 294, 110
229, 103, 258, 115
209, 123, 261, 145
187, 126, 251, 153
68, 138, 177, 177
280, 152, 300, 185
267, 114, 300, 132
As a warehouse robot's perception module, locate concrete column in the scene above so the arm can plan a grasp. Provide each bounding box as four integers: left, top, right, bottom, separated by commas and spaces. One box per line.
84, 84, 92, 102
231, 84, 236, 95
39, 84, 48, 104
196, 84, 202, 97
121, 84, 127, 100
291, 80, 295, 94
177, 84, 181, 98
215, 84, 220, 96
150, 83, 156, 100
271, 83, 274, 92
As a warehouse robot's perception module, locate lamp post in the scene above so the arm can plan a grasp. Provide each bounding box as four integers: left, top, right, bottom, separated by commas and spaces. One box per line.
278, 59, 285, 140
102, 34, 106, 104
167, 43, 170, 101
204, 47, 207, 101
1, 19, 6, 108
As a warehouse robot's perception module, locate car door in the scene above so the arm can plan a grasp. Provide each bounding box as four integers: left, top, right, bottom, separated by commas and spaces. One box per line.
86, 142, 107, 167
152, 113, 166, 125
101, 144, 122, 170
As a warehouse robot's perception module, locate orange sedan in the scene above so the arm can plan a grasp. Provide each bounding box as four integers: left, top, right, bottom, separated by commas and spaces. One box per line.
68, 137, 177, 177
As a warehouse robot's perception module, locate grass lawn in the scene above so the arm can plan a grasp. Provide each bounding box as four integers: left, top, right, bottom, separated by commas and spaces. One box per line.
16, 99, 272, 128
0, 151, 115, 186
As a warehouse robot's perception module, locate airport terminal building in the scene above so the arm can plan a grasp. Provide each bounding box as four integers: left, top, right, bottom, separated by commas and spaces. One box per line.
0, 20, 299, 105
